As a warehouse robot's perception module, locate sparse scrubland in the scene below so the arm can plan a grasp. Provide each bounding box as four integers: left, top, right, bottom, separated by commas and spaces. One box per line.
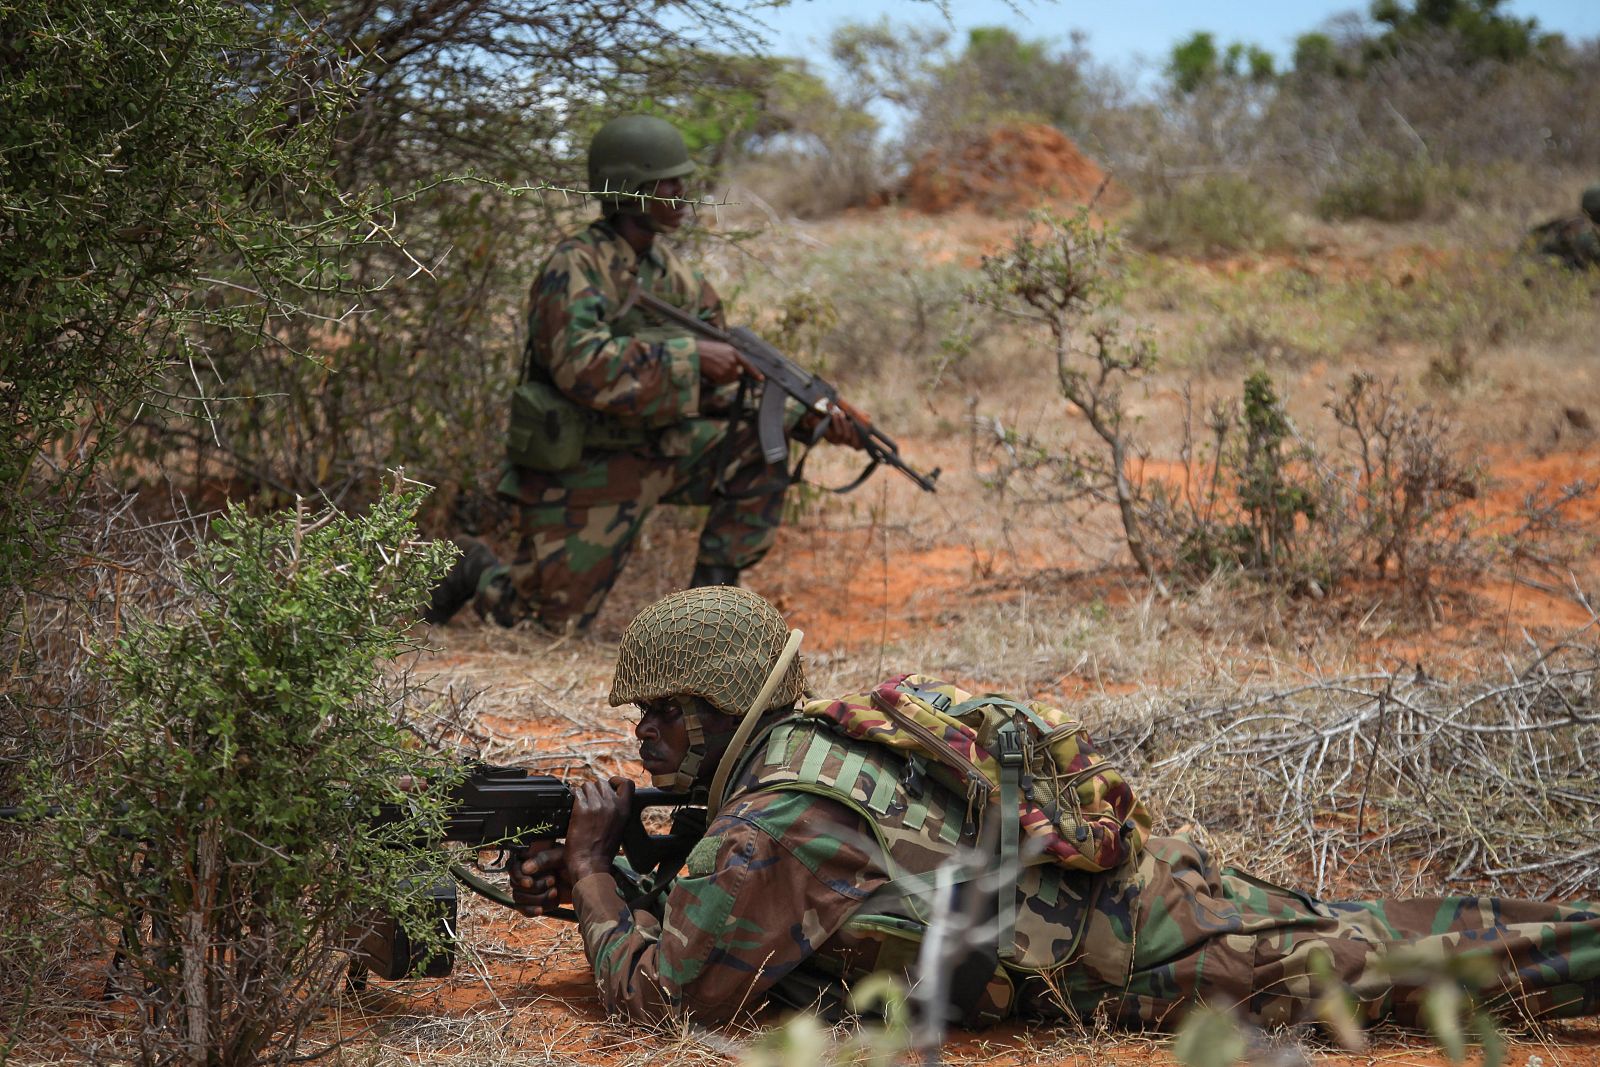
5, 0, 1600, 1064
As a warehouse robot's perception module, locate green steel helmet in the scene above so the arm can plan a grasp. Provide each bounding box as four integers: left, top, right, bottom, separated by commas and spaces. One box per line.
610, 587, 806, 718
587, 114, 696, 214
1583, 184, 1600, 224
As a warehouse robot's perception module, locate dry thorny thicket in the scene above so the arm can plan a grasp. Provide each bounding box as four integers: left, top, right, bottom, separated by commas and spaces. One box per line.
1108, 634, 1600, 900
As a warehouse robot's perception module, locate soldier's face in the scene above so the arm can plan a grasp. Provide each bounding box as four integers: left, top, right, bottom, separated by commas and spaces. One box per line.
645, 177, 690, 232
635, 697, 691, 777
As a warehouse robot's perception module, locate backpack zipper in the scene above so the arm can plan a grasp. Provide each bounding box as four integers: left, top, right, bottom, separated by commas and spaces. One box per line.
871, 690, 993, 798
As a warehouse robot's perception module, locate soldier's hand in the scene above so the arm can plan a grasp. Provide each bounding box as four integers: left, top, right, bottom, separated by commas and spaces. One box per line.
823, 401, 868, 449
563, 776, 635, 884
697, 341, 746, 386
510, 841, 569, 917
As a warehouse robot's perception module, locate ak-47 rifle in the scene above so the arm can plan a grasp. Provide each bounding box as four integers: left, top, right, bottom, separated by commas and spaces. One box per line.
634, 290, 940, 494
357, 763, 701, 982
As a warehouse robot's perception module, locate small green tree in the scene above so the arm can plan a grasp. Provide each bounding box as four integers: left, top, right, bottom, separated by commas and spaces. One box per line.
1235, 372, 1317, 573
44, 484, 460, 1067
1368, 0, 1554, 63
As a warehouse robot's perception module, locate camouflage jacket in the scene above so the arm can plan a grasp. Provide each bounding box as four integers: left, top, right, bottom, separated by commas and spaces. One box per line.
524, 219, 722, 424
1529, 214, 1600, 271
570, 676, 1147, 1026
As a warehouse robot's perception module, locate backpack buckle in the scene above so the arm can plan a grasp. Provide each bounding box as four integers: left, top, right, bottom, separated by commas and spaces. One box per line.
996, 723, 1025, 767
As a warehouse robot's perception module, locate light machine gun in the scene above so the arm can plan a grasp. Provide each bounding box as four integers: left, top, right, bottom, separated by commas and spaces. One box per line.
635, 290, 940, 494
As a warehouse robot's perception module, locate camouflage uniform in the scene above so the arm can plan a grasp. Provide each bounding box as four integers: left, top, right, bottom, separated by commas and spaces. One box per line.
1529, 215, 1600, 271
478, 220, 786, 631
573, 674, 1600, 1030
1528, 185, 1600, 271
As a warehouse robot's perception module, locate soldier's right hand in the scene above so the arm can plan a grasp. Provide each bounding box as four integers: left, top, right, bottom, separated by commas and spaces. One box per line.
510, 841, 571, 917
696, 340, 746, 385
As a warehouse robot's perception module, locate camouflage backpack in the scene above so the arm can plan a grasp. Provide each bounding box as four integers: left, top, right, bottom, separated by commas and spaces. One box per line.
798, 673, 1150, 874
723, 673, 1151, 1020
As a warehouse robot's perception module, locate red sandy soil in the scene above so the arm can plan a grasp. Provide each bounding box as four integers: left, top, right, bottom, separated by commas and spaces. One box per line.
758, 442, 1600, 668
902, 122, 1125, 216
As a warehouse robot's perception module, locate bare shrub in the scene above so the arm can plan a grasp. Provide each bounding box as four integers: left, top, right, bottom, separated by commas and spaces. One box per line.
1323, 373, 1481, 593
968, 224, 1490, 605
0, 488, 188, 1046
1148, 372, 1482, 604
965, 210, 1162, 582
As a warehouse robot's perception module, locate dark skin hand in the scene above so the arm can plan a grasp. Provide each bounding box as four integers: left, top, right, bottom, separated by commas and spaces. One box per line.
510, 701, 690, 916
799, 399, 868, 450
508, 698, 788, 919
610, 181, 858, 415
510, 776, 634, 916
697, 340, 745, 385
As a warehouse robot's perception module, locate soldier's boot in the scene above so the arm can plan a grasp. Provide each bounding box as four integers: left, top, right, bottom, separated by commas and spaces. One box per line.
688, 562, 741, 588
423, 538, 501, 624
474, 568, 520, 629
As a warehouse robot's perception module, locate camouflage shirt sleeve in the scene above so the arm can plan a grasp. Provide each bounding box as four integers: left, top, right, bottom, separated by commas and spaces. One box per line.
528, 232, 706, 422
569, 789, 888, 1025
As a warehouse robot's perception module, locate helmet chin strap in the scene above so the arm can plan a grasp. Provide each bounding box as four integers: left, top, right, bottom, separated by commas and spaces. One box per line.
645, 630, 806, 800
649, 710, 704, 792
650, 700, 743, 794
705, 629, 804, 815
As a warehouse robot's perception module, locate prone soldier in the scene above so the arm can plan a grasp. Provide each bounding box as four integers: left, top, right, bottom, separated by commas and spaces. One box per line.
509, 587, 1600, 1031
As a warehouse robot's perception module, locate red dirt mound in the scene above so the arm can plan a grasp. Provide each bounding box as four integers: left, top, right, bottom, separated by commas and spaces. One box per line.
901, 122, 1116, 215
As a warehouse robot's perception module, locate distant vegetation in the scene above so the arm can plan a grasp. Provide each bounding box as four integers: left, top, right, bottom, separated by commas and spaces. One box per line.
730, 0, 1599, 237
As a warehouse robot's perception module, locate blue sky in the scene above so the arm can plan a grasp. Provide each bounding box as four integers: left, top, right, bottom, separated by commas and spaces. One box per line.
743, 0, 1600, 72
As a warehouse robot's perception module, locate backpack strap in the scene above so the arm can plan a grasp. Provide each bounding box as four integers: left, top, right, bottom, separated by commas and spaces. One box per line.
949, 694, 1053, 735
993, 718, 1024, 963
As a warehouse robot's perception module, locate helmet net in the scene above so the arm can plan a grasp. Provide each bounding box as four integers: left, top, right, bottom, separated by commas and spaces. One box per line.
610, 587, 806, 717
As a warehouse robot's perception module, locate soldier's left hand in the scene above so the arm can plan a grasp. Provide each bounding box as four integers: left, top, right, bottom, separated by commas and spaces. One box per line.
823, 401, 867, 449
562, 776, 635, 883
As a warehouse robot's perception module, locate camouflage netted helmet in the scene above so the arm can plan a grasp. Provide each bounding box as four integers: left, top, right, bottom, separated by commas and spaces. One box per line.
1583, 184, 1600, 224
587, 114, 695, 215
610, 587, 806, 718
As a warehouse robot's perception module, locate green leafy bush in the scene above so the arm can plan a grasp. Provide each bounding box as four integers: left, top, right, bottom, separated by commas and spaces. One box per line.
0, 0, 362, 622
1128, 175, 1289, 256
42, 485, 459, 1066
1316, 155, 1463, 222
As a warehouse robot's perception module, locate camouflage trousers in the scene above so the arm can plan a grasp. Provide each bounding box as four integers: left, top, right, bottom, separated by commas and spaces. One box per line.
477, 418, 787, 632
1032, 836, 1600, 1031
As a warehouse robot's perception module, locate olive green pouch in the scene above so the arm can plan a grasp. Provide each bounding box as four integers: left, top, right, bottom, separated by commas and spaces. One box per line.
506, 379, 585, 472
